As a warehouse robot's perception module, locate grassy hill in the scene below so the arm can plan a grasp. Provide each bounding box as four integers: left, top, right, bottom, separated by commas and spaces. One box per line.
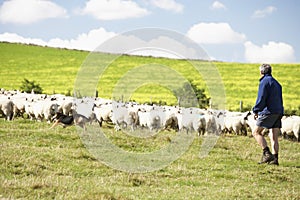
0, 42, 299, 199
0, 42, 299, 112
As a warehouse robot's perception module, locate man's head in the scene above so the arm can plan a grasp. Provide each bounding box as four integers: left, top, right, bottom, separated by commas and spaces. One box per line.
259, 64, 272, 75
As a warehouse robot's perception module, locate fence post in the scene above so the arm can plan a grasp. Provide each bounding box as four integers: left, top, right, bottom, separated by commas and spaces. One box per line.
239, 100, 243, 112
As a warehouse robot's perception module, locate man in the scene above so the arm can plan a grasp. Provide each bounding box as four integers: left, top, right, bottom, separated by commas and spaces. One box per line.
252, 64, 284, 165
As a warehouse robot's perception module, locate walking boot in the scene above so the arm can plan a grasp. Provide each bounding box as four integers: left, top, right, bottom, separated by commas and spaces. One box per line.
258, 151, 275, 164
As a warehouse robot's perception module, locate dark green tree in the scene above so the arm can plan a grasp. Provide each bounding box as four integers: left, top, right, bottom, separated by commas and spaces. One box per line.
174, 80, 210, 108
20, 78, 43, 94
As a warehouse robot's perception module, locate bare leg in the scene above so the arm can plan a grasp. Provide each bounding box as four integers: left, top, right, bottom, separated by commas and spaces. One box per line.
269, 128, 280, 154
252, 125, 268, 149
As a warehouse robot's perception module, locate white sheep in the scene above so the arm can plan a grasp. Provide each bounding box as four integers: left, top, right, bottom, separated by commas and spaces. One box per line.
244, 111, 257, 133
137, 107, 162, 131
111, 102, 136, 131
0, 97, 14, 120
281, 116, 300, 142
93, 102, 112, 127
222, 112, 247, 135
42, 100, 59, 123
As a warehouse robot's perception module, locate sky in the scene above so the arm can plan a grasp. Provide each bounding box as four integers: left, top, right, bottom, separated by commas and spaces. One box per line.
0, 0, 299, 63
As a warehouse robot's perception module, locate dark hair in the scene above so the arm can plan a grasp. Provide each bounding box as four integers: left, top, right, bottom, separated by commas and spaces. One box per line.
259, 64, 272, 75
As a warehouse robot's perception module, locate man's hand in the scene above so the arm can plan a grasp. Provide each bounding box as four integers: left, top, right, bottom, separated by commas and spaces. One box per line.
254, 113, 258, 120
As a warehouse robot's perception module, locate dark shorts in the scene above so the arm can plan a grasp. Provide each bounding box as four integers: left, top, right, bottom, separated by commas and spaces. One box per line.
256, 114, 282, 129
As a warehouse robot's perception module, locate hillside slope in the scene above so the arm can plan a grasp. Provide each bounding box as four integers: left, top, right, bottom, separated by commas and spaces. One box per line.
0, 42, 299, 112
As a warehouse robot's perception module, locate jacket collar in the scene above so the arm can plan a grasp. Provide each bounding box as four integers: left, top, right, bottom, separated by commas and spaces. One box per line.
259, 74, 271, 81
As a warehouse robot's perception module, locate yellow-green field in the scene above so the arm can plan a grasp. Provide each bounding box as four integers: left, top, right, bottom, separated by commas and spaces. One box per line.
1, 42, 299, 112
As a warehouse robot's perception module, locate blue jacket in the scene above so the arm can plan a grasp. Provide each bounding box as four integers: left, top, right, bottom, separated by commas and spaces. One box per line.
253, 74, 284, 115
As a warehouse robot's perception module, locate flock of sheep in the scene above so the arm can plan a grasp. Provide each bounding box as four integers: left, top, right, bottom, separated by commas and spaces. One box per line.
0, 88, 299, 141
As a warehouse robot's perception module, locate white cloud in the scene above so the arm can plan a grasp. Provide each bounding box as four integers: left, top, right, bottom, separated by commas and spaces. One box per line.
99, 35, 185, 59
150, 0, 184, 13
0, 28, 209, 60
0, 28, 116, 51
0, 32, 47, 45
210, 1, 226, 10
108, 35, 202, 59
88, 32, 207, 60
244, 41, 295, 63
187, 22, 246, 44
0, 0, 68, 24
79, 0, 149, 20
48, 28, 116, 51
252, 6, 277, 18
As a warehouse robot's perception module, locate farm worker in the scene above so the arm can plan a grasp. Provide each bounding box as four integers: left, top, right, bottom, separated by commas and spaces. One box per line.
252, 64, 284, 165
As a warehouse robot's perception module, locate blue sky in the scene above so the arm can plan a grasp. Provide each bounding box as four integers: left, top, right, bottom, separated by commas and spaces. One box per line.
0, 0, 299, 63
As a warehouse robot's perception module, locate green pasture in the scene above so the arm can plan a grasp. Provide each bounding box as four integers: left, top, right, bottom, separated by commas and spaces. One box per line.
0, 119, 299, 199
0, 42, 299, 112
0, 43, 300, 199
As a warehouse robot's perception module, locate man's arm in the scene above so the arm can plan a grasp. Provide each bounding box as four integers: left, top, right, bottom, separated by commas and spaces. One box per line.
252, 81, 268, 115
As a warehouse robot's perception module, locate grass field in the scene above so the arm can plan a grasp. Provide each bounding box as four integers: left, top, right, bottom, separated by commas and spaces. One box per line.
1, 42, 300, 112
0, 42, 300, 199
0, 119, 299, 199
